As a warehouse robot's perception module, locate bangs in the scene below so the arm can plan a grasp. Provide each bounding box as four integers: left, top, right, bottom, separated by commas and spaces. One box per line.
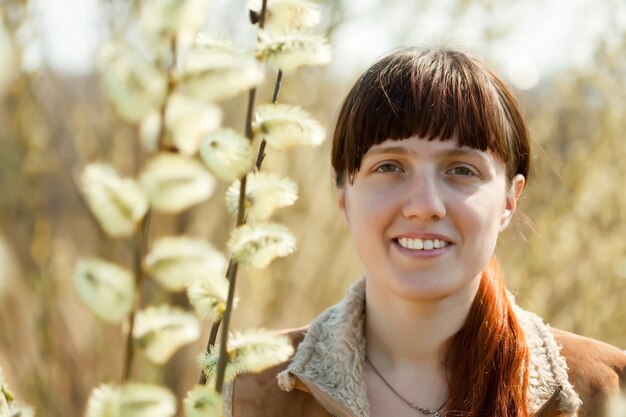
332, 48, 528, 185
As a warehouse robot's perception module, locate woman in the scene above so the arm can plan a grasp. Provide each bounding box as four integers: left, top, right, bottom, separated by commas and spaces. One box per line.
225, 48, 626, 417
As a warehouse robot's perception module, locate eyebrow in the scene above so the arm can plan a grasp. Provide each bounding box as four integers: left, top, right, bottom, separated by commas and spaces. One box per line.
365, 145, 490, 161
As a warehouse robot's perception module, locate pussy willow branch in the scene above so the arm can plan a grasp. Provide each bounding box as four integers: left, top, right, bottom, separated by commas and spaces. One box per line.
157, 36, 178, 150
122, 211, 151, 382
213, 83, 258, 390
199, 67, 284, 388
121, 35, 178, 383
255, 69, 282, 168
202, 0, 294, 391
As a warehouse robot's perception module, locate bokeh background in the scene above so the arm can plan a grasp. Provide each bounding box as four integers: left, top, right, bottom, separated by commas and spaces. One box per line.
1, 0, 625, 415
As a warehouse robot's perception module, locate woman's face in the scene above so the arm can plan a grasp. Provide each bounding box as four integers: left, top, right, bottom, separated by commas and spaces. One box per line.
339, 136, 524, 302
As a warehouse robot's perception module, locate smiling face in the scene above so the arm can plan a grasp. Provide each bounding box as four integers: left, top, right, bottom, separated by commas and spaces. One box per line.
339, 136, 524, 302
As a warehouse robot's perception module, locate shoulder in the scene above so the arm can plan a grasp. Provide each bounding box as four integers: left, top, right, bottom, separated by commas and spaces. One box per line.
227, 327, 324, 417
232, 326, 306, 390
552, 328, 626, 388
552, 328, 626, 415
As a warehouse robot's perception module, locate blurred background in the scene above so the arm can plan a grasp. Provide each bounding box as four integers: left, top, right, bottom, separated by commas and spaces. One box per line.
1, 0, 625, 415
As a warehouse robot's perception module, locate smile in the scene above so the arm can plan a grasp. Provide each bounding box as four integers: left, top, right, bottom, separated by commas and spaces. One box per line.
396, 237, 450, 250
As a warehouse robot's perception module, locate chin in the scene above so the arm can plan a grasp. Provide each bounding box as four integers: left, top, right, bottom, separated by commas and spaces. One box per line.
388, 277, 457, 302
395, 287, 455, 303
386, 270, 479, 303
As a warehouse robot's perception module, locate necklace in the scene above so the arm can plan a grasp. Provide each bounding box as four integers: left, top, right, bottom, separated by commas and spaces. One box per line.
365, 355, 447, 416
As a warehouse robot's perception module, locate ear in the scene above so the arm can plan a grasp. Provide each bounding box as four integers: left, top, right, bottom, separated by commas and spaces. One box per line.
337, 186, 352, 227
332, 170, 352, 227
500, 174, 525, 231
332, 178, 350, 230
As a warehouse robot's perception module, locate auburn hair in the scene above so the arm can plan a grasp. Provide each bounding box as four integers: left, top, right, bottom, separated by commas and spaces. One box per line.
331, 48, 530, 416
331, 48, 530, 186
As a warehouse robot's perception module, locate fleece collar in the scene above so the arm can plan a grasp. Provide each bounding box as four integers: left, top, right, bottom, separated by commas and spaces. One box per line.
277, 278, 581, 417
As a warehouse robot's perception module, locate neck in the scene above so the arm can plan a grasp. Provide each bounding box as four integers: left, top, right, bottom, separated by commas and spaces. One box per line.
364, 274, 480, 366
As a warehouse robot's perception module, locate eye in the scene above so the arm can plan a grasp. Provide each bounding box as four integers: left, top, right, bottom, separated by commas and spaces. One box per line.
447, 166, 475, 176
375, 162, 402, 173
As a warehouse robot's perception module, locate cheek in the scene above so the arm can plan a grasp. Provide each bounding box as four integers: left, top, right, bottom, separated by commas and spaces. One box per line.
462, 190, 507, 242
344, 189, 394, 237
348, 194, 380, 228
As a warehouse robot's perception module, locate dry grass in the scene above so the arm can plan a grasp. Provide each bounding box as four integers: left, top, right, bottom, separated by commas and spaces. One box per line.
1, 11, 625, 417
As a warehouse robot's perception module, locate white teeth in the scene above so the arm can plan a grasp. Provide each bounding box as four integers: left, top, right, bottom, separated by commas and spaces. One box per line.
397, 237, 447, 250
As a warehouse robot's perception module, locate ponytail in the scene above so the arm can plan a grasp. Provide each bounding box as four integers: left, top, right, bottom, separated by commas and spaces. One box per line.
444, 257, 530, 417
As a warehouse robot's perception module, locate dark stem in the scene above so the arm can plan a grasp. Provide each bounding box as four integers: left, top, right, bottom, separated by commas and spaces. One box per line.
255, 70, 283, 169
197, 91, 256, 387
271, 70, 283, 103
214, 259, 240, 392
214, 170, 247, 391
203, 0, 280, 391
201, 67, 285, 388
198, 259, 235, 385
255, 139, 268, 169
203, 89, 255, 389
198, 320, 222, 385
245, 89, 257, 140
122, 210, 151, 382
157, 36, 178, 150
122, 35, 177, 383
207, 318, 222, 352
259, 0, 268, 29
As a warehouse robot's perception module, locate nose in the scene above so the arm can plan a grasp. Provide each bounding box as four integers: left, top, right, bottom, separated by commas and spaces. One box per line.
401, 174, 446, 220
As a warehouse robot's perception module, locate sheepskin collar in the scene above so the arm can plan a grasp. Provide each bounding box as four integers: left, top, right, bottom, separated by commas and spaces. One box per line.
277, 278, 582, 417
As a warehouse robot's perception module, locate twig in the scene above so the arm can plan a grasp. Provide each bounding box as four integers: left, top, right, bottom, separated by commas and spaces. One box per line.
198, 260, 233, 385
121, 35, 177, 383
121, 211, 151, 381
213, 87, 254, 391
198, 66, 284, 387
255, 70, 282, 168
214, 253, 240, 391
209, 0, 286, 392
157, 37, 178, 150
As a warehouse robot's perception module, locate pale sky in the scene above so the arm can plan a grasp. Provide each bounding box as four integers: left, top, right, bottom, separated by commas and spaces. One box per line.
32, 0, 623, 89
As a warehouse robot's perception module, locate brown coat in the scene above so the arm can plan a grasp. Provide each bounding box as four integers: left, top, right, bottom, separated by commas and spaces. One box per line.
227, 280, 626, 417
